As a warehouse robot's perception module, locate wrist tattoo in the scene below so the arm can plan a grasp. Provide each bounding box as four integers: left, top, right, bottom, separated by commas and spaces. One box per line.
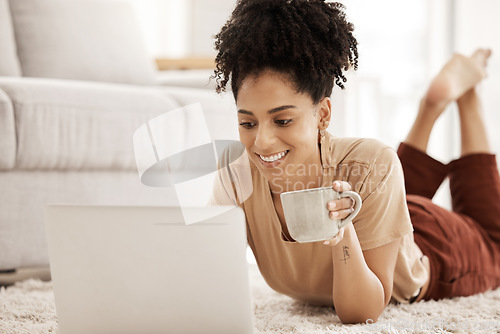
341, 246, 350, 264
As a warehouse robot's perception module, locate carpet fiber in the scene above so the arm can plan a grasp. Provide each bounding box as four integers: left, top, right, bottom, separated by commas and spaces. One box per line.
1, 265, 500, 333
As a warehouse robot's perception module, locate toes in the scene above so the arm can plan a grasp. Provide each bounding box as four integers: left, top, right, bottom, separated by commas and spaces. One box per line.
423, 49, 490, 114
471, 48, 492, 69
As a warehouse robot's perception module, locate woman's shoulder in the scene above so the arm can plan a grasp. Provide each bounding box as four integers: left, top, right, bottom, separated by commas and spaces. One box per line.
323, 133, 397, 168
333, 136, 391, 153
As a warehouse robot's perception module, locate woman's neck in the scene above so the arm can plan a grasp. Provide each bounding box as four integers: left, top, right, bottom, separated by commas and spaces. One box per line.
268, 155, 324, 196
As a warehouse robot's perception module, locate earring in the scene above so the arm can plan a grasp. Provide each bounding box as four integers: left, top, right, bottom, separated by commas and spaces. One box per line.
318, 128, 326, 144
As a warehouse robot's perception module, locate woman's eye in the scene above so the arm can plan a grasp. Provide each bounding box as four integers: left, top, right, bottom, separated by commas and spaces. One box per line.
239, 122, 256, 129
275, 119, 292, 126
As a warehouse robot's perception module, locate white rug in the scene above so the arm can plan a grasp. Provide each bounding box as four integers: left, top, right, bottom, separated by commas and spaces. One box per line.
1, 264, 499, 334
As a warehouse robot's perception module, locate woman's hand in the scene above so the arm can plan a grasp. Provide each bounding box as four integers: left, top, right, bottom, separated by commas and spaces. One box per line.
323, 181, 355, 246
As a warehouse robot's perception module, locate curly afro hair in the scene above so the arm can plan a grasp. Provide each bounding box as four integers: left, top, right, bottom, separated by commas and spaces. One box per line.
212, 0, 358, 104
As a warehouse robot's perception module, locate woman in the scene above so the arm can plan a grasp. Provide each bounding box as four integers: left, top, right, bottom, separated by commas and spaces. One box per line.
209, 0, 500, 324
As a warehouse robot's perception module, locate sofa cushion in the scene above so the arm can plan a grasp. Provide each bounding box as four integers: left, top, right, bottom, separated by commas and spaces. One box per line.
0, 88, 16, 169
0, 78, 180, 170
0, 0, 21, 76
0, 170, 180, 269
9, 0, 156, 85
157, 87, 239, 142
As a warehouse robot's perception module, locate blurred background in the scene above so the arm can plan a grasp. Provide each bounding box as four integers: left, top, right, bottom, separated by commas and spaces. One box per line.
130, 0, 499, 208
1, 0, 498, 276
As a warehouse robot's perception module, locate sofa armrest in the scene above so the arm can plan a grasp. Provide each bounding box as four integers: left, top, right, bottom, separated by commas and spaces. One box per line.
0, 87, 15, 169
0, 77, 181, 170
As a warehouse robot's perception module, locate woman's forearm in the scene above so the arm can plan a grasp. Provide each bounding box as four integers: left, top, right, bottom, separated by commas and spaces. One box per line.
331, 222, 386, 324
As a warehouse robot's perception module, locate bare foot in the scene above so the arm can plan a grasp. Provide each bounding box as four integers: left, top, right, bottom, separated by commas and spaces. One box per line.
470, 48, 492, 75
404, 49, 492, 153
423, 48, 491, 113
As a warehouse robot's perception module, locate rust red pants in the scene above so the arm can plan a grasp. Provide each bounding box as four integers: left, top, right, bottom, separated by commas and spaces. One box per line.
397, 142, 500, 300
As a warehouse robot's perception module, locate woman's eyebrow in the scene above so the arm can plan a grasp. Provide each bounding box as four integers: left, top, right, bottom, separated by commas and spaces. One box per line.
237, 105, 297, 115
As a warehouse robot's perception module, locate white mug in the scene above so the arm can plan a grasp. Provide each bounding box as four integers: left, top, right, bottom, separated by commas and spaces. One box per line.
280, 187, 362, 243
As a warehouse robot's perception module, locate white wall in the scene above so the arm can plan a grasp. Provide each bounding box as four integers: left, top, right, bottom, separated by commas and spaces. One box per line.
130, 0, 235, 57
190, 0, 236, 56
454, 0, 500, 165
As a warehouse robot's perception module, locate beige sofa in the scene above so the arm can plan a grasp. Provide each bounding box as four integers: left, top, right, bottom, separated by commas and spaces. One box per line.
0, 0, 236, 282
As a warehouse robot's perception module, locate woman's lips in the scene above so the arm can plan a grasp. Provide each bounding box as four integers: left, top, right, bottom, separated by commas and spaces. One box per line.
256, 150, 289, 167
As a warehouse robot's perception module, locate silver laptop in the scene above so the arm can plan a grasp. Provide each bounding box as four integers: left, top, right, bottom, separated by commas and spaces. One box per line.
44, 205, 255, 334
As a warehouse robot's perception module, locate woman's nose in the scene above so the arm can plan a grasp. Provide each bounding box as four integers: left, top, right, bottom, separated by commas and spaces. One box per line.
255, 124, 277, 150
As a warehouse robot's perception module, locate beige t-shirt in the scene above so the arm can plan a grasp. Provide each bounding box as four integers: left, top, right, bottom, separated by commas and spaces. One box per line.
210, 132, 429, 304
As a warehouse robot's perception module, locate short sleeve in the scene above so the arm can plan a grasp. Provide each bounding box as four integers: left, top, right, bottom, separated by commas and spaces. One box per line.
207, 163, 239, 206
353, 147, 413, 250
207, 142, 253, 207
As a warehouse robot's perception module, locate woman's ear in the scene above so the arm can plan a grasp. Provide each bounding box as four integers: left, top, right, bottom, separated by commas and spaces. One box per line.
317, 97, 332, 129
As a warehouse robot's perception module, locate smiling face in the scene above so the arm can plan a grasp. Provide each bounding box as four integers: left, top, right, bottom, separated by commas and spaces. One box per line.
236, 69, 331, 194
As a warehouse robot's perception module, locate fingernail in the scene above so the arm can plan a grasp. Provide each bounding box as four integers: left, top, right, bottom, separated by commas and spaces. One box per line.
331, 212, 338, 218
328, 202, 336, 209
323, 241, 330, 245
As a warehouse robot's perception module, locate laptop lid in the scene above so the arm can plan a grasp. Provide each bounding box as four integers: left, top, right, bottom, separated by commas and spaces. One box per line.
44, 205, 254, 334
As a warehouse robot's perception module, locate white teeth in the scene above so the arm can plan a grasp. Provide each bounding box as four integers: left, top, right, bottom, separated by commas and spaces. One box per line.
259, 150, 287, 162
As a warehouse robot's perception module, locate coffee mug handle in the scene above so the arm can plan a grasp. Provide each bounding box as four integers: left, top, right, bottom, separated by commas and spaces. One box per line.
337, 191, 362, 229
